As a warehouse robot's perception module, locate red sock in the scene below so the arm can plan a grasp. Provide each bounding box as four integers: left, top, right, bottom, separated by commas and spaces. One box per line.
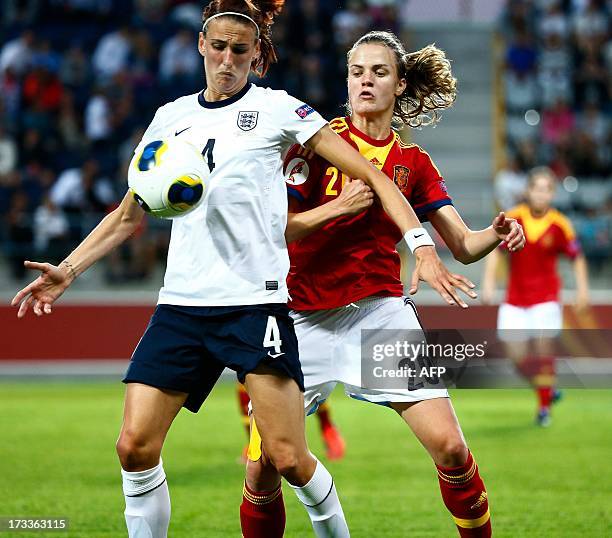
534, 356, 555, 409
436, 451, 491, 537
316, 402, 333, 431
240, 482, 285, 538
537, 386, 553, 409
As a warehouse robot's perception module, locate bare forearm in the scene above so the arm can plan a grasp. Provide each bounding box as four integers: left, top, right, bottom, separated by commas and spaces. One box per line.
461, 227, 502, 264
286, 201, 344, 243
574, 255, 589, 296
63, 197, 144, 279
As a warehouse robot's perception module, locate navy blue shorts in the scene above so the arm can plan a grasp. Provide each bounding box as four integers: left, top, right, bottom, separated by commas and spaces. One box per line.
123, 303, 303, 412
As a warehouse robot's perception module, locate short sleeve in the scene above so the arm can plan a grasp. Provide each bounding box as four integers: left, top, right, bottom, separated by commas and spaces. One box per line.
410, 147, 453, 220
273, 91, 327, 147
557, 215, 581, 259
283, 144, 324, 203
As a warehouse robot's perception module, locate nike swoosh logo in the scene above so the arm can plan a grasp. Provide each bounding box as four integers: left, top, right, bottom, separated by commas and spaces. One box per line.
414, 233, 424, 239
175, 126, 192, 136
267, 351, 285, 359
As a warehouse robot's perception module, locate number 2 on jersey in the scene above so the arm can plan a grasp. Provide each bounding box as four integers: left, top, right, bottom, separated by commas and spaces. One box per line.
263, 316, 283, 356
325, 167, 347, 196
202, 139, 216, 173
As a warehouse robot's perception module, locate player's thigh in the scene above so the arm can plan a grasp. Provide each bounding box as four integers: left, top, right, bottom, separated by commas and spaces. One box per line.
291, 308, 336, 387
342, 297, 448, 403
244, 364, 308, 454
120, 382, 188, 446
391, 397, 467, 464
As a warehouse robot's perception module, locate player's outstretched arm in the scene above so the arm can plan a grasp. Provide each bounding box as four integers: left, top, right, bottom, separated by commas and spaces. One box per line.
285, 178, 374, 243
11, 191, 145, 318
305, 125, 476, 307
480, 248, 501, 305
573, 254, 590, 312
428, 206, 525, 264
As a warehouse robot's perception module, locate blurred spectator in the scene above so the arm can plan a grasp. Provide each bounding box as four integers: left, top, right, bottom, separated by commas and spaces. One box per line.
574, 41, 609, 108
538, 33, 572, 106
541, 97, 575, 146
0, 126, 18, 177
84, 87, 112, 144
50, 158, 114, 212
0, 67, 22, 130
494, 154, 528, 210
578, 100, 610, 147
57, 91, 84, 152
33, 195, 70, 263
159, 28, 200, 99
332, 0, 370, 51
0, 29, 35, 76
569, 130, 604, 177
5, 190, 33, 280
22, 55, 64, 113
506, 30, 537, 76
59, 44, 91, 95
572, 0, 609, 49
92, 25, 132, 81
538, 1, 569, 41
2, 0, 41, 27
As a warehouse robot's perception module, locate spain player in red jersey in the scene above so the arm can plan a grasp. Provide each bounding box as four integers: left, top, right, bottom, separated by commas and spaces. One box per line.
482, 167, 590, 426
239, 31, 525, 538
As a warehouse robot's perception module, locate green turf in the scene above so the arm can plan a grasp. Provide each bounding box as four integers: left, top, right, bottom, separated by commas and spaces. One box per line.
0, 382, 610, 537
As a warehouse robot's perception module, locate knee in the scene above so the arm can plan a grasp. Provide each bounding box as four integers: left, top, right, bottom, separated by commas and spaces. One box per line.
266, 441, 303, 481
116, 429, 161, 471
434, 438, 469, 468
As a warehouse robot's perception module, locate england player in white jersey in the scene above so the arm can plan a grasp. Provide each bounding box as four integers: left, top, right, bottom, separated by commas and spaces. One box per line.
12, 2, 478, 537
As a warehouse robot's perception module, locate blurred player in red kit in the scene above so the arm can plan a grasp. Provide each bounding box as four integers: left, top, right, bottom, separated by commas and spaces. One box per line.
240, 30, 526, 538
483, 167, 590, 426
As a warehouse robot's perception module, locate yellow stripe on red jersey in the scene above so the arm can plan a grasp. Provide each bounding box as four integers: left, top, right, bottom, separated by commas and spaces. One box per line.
503, 204, 581, 307
283, 116, 453, 311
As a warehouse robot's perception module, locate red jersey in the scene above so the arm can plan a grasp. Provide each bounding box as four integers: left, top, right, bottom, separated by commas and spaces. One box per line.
504, 203, 581, 307
285, 117, 452, 311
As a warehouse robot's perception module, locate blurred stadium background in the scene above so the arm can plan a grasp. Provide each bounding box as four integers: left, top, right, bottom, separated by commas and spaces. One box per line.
0, 0, 611, 536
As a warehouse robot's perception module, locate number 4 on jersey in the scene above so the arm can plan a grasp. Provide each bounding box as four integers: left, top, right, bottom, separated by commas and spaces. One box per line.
202, 138, 216, 173
263, 316, 283, 357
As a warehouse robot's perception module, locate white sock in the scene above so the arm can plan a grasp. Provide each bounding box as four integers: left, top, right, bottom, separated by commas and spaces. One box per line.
121, 460, 171, 538
291, 459, 350, 538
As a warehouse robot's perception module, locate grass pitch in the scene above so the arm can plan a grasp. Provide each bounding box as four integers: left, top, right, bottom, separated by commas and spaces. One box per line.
1, 382, 610, 537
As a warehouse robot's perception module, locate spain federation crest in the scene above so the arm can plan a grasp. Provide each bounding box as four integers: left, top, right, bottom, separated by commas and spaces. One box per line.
237, 111, 259, 131
393, 165, 411, 190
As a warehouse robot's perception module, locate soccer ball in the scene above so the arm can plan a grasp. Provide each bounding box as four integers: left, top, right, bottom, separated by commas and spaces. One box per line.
128, 138, 206, 218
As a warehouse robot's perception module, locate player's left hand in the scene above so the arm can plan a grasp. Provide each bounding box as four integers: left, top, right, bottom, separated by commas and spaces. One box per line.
409, 246, 477, 308
492, 212, 525, 252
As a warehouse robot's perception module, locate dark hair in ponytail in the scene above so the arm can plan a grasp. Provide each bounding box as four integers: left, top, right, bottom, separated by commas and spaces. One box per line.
347, 31, 457, 128
202, 0, 285, 77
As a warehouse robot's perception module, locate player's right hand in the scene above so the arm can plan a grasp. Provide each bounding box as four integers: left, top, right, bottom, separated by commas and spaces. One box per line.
11, 261, 72, 318
333, 178, 374, 217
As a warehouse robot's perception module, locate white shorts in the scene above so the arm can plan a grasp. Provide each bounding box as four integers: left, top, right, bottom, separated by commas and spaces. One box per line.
291, 296, 448, 414
497, 301, 563, 342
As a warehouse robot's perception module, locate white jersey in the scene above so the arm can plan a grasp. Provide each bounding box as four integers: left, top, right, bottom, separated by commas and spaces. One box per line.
137, 83, 327, 306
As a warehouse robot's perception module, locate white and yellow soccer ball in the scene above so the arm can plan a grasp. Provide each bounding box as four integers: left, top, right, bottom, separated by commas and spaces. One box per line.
128, 138, 207, 218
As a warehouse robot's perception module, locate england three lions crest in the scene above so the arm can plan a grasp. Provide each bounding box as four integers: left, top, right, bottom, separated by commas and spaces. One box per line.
393, 165, 411, 190
237, 111, 259, 131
